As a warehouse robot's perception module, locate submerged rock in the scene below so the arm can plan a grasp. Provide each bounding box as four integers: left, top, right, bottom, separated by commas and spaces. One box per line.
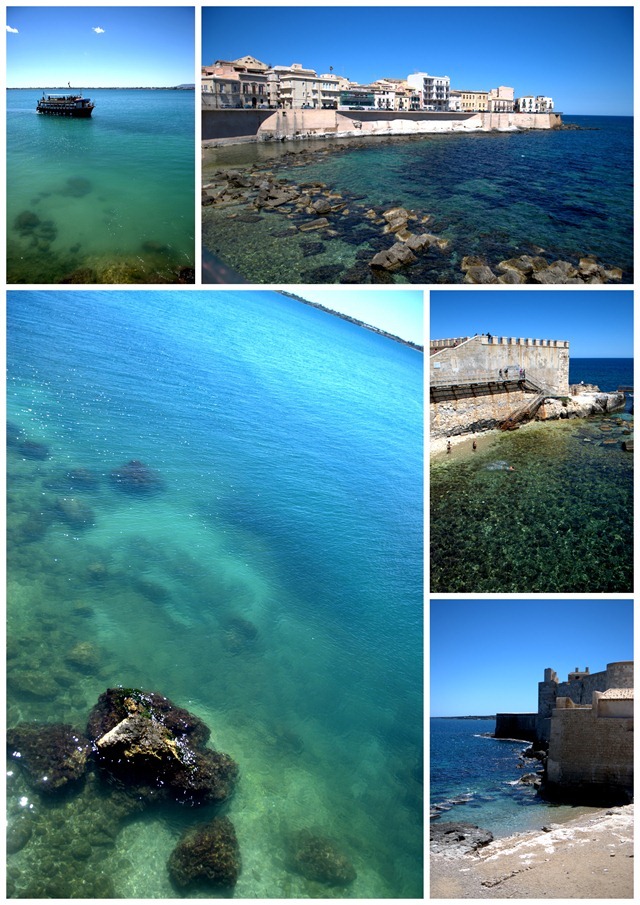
59, 267, 98, 284
289, 830, 357, 886
62, 177, 93, 198
7, 723, 91, 793
168, 817, 241, 888
87, 688, 238, 806
54, 496, 96, 530
18, 439, 50, 460
109, 459, 164, 494
45, 466, 101, 493
14, 210, 41, 235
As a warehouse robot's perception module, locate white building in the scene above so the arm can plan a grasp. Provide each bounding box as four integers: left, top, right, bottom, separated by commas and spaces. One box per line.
515, 94, 555, 113
406, 71, 450, 110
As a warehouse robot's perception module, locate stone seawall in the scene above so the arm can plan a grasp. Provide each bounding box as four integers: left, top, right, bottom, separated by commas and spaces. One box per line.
202, 107, 561, 144
430, 389, 625, 440
431, 386, 531, 438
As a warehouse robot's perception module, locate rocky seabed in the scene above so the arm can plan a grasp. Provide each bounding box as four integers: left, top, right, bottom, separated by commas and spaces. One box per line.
202, 153, 625, 284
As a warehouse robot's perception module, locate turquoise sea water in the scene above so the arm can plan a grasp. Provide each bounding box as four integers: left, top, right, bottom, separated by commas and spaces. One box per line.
430, 719, 598, 837
202, 115, 633, 284
6, 291, 423, 898
430, 415, 633, 593
7, 89, 195, 283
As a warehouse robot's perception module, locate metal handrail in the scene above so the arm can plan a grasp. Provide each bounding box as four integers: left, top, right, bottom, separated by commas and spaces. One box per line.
430, 370, 532, 388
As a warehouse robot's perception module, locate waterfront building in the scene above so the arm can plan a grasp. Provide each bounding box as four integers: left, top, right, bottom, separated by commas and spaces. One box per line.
447, 92, 461, 112
536, 95, 554, 111
201, 56, 270, 108
516, 95, 555, 113
338, 85, 376, 110
368, 78, 421, 111
449, 88, 489, 112
488, 86, 515, 112
268, 62, 348, 109
406, 71, 450, 110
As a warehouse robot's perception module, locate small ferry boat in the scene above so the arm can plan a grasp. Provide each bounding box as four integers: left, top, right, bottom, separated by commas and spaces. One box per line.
36, 94, 95, 118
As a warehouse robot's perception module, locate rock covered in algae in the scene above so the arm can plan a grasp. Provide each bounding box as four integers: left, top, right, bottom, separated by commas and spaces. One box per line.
109, 459, 164, 494
87, 688, 238, 806
7, 723, 91, 792
289, 829, 357, 886
168, 816, 241, 888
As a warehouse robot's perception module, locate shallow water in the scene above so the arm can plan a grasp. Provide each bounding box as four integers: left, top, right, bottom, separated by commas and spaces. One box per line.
430, 418, 633, 593
430, 719, 600, 837
202, 115, 633, 284
7, 90, 195, 283
7, 291, 423, 898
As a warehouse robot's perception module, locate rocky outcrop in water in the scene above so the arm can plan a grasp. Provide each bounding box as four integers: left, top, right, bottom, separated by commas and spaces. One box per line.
87, 687, 238, 806
168, 817, 241, 888
289, 830, 357, 886
462, 253, 623, 285
203, 164, 450, 282
203, 142, 628, 284
539, 392, 626, 421
7, 723, 91, 793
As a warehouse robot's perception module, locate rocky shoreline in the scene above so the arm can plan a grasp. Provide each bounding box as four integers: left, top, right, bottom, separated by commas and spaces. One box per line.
202, 144, 627, 284
431, 806, 633, 899
431, 388, 630, 454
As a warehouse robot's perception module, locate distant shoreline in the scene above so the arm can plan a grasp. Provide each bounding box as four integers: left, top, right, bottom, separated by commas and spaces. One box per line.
278, 291, 423, 352
432, 715, 495, 720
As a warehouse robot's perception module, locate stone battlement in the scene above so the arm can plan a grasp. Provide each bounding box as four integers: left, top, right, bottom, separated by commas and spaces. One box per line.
431, 335, 569, 354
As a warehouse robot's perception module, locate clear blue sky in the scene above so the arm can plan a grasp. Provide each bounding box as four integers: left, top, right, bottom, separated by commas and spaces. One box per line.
6, 7, 195, 87
430, 291, 634, 358
202, 6, 633, 115
431, 600, 633, 716
299, 290, 424, 344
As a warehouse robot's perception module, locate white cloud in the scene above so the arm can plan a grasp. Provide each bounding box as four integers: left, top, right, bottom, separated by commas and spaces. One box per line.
7, 25, 19, 33
92, 26, 105, 34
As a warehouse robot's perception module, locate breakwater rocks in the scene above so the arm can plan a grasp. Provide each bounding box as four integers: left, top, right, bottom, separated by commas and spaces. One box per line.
203, 165, 449, 283
462, 254, 623, 285
202, 147, 627, 284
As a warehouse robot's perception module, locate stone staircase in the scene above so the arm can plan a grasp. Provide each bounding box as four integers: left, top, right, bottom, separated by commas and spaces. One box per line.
500, 375, 562, 429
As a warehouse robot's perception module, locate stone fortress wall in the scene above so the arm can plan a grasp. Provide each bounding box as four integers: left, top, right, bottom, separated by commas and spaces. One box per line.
431, 334, 570, 393
430, 334, 570, 438
536, 661, 633, 742
496, 662, 634, 804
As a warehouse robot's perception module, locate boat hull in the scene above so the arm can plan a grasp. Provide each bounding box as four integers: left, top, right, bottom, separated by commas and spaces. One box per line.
37, 106, 94, 118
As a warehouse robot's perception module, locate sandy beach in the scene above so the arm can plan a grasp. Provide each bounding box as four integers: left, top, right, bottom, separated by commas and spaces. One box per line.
430, 429, 501, 461
431, 805, 634, 899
